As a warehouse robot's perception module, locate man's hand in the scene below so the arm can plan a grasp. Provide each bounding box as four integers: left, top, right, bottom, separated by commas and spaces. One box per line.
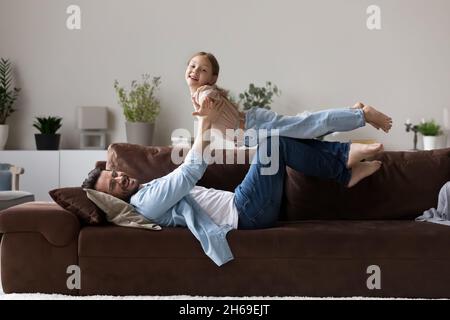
191, 96, 201, 112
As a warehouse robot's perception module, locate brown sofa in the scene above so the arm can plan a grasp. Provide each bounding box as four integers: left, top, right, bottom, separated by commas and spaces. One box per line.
1, 143, 450, 298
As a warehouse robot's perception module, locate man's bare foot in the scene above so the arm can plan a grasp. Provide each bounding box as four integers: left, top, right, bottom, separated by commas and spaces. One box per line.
347, 143, 383, 168
347, 160, 382, 188
351, 102, 392, 132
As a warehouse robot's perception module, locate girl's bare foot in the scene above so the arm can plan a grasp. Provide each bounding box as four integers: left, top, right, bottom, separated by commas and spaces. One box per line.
347, 160, 382, 188
363, 105, 393, 133
351, 102, 393, 132
347, 143, 383, 168
352, 102, 365, 109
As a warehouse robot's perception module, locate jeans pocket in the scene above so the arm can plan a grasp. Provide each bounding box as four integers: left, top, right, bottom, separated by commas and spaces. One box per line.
246, 197, 273, 224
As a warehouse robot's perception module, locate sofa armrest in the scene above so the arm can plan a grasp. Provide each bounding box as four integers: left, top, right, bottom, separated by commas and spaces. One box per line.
0, 202, 80, 246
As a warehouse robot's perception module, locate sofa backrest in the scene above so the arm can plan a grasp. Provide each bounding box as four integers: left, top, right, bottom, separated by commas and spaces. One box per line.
281, 148, 450, 220
106, 143, 450, 221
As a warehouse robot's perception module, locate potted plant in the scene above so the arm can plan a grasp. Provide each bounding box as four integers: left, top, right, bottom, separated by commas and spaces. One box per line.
0, 58, 21, 149
114, 74, 161, 146
417, 119, 443, 150
33, 116, 62, 150
238, 81, 281, 111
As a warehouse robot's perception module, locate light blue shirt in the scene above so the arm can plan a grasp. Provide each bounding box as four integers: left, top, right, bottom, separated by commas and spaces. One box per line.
130, 149, 234, 267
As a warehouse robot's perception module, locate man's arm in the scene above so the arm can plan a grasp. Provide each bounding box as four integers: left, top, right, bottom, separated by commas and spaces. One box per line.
131, 113, 213, 220
191, 116, 212, 158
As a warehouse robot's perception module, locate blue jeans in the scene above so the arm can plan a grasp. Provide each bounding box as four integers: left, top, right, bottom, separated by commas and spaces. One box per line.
244, 107, 365, 146
234, 137, 350, 229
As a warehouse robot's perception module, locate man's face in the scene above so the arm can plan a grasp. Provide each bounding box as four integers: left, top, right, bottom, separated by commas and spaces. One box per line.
95, 170, 140, 200
185, 55, 217, 91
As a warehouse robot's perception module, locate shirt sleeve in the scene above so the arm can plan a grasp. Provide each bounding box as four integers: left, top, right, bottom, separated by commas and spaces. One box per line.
131, 149, 208, 220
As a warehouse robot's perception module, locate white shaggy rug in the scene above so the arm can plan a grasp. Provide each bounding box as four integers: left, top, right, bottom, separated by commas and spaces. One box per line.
0, 278, 309, 300
0, 293, 392, 300
0, 281, 389, 300
0, 284, 419, 300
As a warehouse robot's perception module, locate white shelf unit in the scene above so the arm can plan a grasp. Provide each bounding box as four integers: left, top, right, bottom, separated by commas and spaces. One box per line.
0, 150, 107, 201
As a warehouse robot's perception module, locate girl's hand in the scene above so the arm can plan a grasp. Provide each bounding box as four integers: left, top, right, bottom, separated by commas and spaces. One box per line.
192, 97, 214, 117
193, 97, 223, 123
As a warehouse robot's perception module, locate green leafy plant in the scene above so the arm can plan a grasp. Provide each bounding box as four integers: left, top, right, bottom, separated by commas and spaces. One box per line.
238, 81, 281, 111
114, 74, 161, 123
417, 119, 442, 136
0, 58, 21, 124
33, 116, 62, 134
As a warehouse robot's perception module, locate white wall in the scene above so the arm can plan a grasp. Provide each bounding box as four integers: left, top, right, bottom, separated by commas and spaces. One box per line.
1, 0, 450, 150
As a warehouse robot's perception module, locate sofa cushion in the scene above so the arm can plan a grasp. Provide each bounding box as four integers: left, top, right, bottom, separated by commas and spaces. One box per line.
106, 143, 251, 192
79, 221, 450, 260
85, 188, 161, 230
282, 148, 450, 220
49, 187, 105, 225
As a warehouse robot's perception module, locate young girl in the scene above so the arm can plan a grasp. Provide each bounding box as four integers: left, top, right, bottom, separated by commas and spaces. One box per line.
185, 51, 393, 148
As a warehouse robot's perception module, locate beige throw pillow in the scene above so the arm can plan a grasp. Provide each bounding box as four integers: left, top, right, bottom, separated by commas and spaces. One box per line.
84, 189, 161, 230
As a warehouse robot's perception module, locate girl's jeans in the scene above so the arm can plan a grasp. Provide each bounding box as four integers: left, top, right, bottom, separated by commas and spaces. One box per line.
244, 107, 365, 146
234, 137, 350, 229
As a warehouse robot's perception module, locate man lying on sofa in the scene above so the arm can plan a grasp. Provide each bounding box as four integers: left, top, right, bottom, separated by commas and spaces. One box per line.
82, 98, 385, 266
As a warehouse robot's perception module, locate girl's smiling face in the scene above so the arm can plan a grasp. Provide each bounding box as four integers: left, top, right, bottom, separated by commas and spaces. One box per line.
185, 55, 218, 92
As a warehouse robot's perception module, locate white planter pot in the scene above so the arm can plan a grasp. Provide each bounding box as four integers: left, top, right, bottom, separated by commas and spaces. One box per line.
422, 136, 439, 150
0, 124, 9, 150
125, 122, 155, 146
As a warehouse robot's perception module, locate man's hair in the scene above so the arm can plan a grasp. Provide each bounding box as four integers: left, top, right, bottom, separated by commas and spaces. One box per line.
81, 167, 102, 189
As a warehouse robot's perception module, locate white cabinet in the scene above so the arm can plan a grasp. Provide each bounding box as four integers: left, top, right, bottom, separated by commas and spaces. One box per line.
0, 150, 107, 201
0, 151, 59, 201
59, 150, 107, 188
